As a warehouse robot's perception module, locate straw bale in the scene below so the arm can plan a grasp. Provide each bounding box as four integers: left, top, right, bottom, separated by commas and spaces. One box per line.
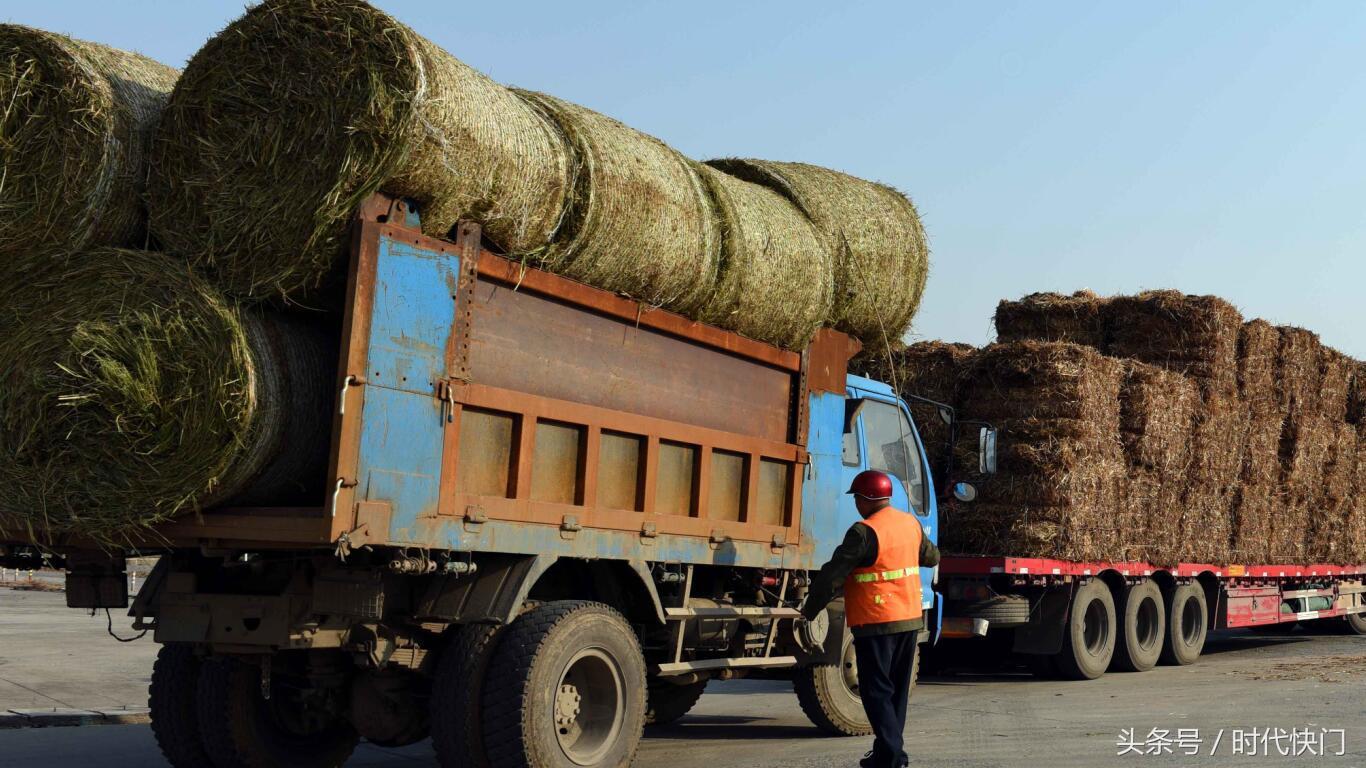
1116, 362, 1196, 564
0, 26, 177, 265
1307, 424, 1359, 563
1319, 348, 1353, 423
1349, 363, 1366, 426
1238, 320, 1280, 416
942, 342, 1125, 560
515, 92, 720, 314
993, 291, 1106, 347
147, 0, 571, 300
705, 158, 929, 347
1276, 327, 1322, 417
0, 250, 333, 544
691, 165, 832, 348
1103, 291, 1241, 397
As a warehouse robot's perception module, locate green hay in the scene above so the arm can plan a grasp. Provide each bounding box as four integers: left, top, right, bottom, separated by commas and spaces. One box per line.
705, 158, 929, 348
695, 164, 832, 348
146, 0, 571, 300
515, 91, 720, 314
0, 250, 332, 545
0, 25, 177, 266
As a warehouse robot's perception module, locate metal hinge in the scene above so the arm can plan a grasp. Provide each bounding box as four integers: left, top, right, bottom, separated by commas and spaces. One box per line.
560, 514, 582, 540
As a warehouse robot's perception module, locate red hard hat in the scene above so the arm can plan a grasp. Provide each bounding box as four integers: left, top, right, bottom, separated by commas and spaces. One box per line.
847, 470, 894, 500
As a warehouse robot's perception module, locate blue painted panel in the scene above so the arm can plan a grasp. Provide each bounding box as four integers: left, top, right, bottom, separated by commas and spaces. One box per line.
356, 386, 445, 534
367, 234, 461, 394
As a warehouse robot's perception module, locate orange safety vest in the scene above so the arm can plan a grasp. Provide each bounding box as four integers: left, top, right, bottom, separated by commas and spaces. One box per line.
844, 507, 924, 628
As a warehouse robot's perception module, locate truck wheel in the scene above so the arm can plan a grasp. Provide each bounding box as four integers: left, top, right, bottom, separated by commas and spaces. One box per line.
1112, 579, 1165, 673
644, 679, 706, 726
197, 656, 358, 768
1160, 583, 1208, 666
1345, 612, 1366, 635
793, 624, 918, 736
432, 623, 502, 768
1054, 579, 1116, 680
482, 601, 646, 768
149, 644, 212, 768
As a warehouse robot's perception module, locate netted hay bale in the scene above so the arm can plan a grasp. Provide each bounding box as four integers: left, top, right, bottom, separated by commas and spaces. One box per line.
1103, 291, 1241, 397
147, 0, 570, 300
0, 250, 334, 544
705, 158, 928, 347
691, 165, 833, 348
944, 342, 1125, 560
0, 26, 177, 265
515, 92, 720, 314
994, 291, 1107, 347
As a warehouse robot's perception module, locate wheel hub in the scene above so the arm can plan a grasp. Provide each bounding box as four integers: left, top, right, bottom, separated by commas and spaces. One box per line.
555, 684, 583, 727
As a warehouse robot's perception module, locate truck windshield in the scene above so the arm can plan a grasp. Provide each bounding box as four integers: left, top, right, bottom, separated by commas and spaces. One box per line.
861, 400, 926, 512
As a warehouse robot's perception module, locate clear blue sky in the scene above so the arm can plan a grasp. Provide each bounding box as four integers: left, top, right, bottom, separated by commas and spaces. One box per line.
10, 2, 1365, 358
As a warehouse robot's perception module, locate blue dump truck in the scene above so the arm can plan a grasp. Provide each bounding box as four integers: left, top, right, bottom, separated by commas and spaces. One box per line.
25, 193, 999, 768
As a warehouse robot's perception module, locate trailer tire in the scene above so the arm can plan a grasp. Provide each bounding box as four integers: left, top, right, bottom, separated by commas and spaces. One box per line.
432, 623, 503, 768
1112, 579, 1165, 673
950, 595, 1032, 627
1345, 612, 1366, 636
1160, 583, 1208, 666
197, 656, 358, 768
1054, 579, 1116, 680
482, 601, 646, 768
644, 679, 706, 726
149, 644, 212, 768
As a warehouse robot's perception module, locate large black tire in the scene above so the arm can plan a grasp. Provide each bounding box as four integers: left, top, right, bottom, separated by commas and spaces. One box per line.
794, 622, 919, 736
951, 595, 1031, 627
197, 656, 358, 768
149, 644, 212, 768
1346, 611, 1366, 635
432, 623, 502, 768
644, 679, 706, 726
1054, 579, 1116, 680
482, 601, 647, 768
1112, 579, 1165, 673
1160, 583, 1208, 666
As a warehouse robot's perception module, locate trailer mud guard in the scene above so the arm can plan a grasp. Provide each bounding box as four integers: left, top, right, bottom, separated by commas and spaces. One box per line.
1011, 587, 1071, 656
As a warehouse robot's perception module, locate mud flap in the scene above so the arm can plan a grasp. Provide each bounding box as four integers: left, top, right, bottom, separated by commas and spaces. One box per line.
1011, 586, 1072, 656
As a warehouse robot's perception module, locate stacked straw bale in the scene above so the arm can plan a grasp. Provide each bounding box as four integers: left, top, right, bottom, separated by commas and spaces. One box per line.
1230, 320, 1283, 563
943, 342, 1126, 561
0, 26, 178, 266
694, 165, 834, 348
0, 250, 333, 544
994, 291, 1106, 347
147, 0, 572, 300
705, 159, 929, 348
515, 91, 719, 315
1116, 362, 1196, 565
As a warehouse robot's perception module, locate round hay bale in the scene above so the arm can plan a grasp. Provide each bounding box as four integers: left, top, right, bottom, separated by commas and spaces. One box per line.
0, 250, 333, 544
705, 158, 929, 347
0, 26, 177, 265
694, 164, 832, 348
515, 90, 719, 314
147, 0, 571, 300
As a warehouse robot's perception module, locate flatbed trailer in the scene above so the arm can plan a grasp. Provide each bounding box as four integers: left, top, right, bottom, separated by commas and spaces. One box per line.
938, 554, 1366, 679
23, 193, 957, 768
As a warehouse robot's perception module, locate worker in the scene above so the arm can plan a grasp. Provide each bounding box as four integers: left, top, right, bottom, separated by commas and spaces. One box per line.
801, 469, 940, 768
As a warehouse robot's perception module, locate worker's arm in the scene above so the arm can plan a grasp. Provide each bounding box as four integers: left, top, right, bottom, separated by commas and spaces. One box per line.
801, 524, 876, 621
920, 525, 940, 568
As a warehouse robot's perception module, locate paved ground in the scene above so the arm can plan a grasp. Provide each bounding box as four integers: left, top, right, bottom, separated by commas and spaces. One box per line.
2, 587, 1365, 766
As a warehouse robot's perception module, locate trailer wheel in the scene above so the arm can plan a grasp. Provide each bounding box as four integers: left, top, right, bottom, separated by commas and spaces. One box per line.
197, 656, 357, 768
1345, 612, 1366, 636
432, 623, 503, 768
1160, 583, 1208, 666
1112, 579, 1165, 673
482, 601, 646, 768
149, 644, 212, 768
644, 679, 707, 726
1054, 579, 1116, 680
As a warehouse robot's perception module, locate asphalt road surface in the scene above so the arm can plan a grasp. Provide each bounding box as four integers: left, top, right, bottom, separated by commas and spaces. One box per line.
3, 588, 1365, 767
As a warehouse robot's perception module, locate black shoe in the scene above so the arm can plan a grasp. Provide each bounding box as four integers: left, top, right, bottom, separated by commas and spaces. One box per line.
859, 750, 877, 768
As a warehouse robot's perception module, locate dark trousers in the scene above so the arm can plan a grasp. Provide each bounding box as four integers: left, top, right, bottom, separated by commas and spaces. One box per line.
853, 629, 918, 768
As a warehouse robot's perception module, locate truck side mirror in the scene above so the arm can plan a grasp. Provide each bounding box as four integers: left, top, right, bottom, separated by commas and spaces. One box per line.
979, 427, 998, 475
